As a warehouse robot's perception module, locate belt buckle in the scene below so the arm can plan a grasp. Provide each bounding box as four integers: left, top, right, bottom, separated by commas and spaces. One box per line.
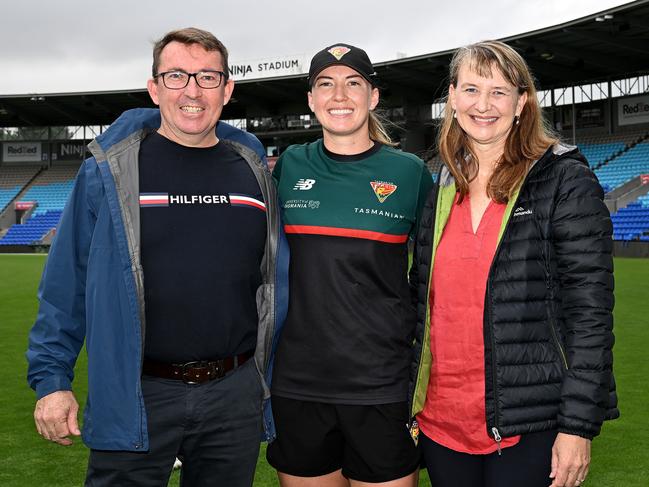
181, 361, 209, 385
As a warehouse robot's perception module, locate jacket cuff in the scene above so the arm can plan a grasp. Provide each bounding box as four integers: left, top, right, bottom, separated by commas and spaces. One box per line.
35, 375, 73, 400
557, 429, 595, 441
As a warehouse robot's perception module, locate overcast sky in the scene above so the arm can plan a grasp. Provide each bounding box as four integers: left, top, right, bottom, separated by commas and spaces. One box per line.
0, 0, 630, 95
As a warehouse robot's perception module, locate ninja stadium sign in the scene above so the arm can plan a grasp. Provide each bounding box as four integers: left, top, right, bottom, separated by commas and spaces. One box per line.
229, 56, 307, 80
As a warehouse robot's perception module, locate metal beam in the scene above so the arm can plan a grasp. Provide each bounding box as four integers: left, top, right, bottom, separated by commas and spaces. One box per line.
564, 27, 649, 56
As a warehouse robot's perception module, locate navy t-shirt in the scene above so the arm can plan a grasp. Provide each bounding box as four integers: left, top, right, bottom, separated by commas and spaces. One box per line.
139, 132, 266, 362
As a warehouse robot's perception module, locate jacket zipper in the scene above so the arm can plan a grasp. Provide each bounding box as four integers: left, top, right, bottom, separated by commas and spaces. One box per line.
541, 243, 569, 370
484, 162, 540, 453
253, 155, 277, 373
534, 216, 569, 370
491, 426, 502, 455
99, 151, 147, 450
409, 181, 441, 424
548, 312, 568, 370
485, 281, 502, 454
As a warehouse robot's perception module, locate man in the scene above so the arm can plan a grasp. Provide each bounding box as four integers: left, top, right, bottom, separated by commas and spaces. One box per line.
26, 27, 288, 487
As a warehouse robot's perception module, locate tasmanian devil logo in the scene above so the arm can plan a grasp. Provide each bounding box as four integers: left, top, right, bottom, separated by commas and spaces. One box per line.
328, 46, 351, 61
370, 181, 397, 203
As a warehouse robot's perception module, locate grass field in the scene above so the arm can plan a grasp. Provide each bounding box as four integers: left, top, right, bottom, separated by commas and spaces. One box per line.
0, 254, 647, 486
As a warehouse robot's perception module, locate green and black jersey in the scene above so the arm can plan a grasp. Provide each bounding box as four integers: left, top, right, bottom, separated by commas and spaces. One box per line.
271, 139, 433, 404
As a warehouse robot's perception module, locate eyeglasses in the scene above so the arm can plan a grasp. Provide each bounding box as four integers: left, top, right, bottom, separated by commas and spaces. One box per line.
155, 70, 226, 89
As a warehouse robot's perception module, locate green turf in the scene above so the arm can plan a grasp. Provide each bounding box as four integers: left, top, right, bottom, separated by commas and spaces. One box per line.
0, 254, 646, 486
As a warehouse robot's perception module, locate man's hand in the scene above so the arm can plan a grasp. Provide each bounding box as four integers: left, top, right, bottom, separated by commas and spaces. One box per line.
34, 390, 81, 446
549, 432, 591, 487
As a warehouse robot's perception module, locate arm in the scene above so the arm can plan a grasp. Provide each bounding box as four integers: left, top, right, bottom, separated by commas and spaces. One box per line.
409, 168, 435, 299
549, 160, 614, 485
552, 161, 614, 437
26, 160, 98, 444
414, 165, 434, 235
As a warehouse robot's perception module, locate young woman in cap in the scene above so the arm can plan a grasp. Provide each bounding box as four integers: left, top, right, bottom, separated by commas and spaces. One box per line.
408, 40, 617, 487
266, 43, 433, 486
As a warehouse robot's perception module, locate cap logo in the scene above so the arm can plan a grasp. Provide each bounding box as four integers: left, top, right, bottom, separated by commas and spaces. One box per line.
328, 46, 351, 61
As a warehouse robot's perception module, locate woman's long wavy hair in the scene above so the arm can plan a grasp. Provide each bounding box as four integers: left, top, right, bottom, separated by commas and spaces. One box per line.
438, 40, 558, 203
368, 110, 397, 147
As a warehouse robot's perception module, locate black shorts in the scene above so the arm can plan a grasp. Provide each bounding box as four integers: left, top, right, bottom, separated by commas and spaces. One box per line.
266, 396, 420, 483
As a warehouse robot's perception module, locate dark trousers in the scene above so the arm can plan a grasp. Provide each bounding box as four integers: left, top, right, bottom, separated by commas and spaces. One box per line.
85, 360, 263, 487
421, 429, 557, 487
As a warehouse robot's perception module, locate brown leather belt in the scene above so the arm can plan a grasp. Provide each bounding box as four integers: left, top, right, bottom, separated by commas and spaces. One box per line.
142, 350, 254, 384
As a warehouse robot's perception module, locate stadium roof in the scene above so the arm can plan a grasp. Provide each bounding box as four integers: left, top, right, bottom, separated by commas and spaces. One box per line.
1, 0, 648, 128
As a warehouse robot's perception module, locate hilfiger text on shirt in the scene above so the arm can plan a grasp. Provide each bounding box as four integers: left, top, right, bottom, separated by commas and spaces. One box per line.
139, 192, 266, 211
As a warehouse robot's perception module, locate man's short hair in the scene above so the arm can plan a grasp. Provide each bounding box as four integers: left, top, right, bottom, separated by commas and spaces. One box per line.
152, 27, 229, 80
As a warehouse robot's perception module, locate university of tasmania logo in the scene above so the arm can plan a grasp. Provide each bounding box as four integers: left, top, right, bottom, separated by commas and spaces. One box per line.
370, 181, 397, 203
328, 46, 351, 60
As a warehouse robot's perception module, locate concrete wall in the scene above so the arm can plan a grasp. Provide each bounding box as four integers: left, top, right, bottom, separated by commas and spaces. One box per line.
613, 241, 649, 258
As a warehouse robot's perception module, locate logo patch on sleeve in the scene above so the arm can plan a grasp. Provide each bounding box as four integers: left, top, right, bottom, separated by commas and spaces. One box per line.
370, 181, 397, 203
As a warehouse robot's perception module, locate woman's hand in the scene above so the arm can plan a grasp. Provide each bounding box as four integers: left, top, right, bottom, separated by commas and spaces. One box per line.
549, 432, 591, 487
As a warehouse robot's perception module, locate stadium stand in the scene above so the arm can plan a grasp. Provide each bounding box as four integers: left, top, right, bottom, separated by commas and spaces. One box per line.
19, 165, 78, 214
0, 210, 62, 245
595, 142, 649, 193
611, 199, 649, 242
0, 165, 77, 245
0, 165, 41, 213
579, 142, 625, 169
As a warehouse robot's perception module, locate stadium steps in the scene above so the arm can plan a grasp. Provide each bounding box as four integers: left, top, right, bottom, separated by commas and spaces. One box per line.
595, 141, 649, 193
0, 165, 77, 245
604, 175, 649, 214
0, 166, 44, 216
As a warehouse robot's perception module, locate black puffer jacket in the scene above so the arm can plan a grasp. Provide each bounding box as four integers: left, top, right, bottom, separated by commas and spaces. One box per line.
408, 145, 618, 443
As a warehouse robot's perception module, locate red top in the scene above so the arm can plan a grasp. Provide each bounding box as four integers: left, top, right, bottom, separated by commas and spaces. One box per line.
417, 194, 520, 454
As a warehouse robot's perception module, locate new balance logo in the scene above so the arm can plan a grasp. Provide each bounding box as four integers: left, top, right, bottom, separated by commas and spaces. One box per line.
293, 178, 316, 190
513, 206, 533, 217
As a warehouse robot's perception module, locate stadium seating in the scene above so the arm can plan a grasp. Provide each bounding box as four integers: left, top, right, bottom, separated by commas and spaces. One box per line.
0, 165, 41, 212
595, 142, 649, 193
0, 165, 77, 246
18, 165, 78, 214
579, 142, 625, 169
0, 210, 62, 245
611, 199, 649, 241
20, 180, 75, 215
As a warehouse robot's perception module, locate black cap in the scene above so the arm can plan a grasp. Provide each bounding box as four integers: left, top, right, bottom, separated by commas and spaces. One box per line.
308, 43, 376, 87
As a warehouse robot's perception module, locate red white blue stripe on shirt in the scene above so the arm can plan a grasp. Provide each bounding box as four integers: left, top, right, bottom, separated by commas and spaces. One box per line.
229, 193, 266, 212
139, 193, 169, 207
